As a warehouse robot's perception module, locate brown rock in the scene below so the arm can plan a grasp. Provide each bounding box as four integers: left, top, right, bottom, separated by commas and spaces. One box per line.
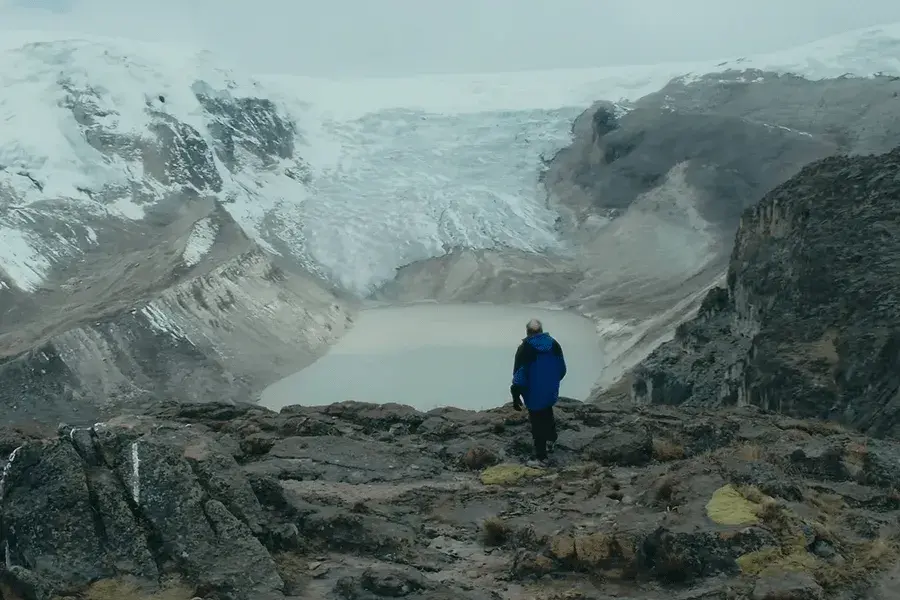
752, 570, 824, 600
550, 535, 576, 560
583, 426, 653, 466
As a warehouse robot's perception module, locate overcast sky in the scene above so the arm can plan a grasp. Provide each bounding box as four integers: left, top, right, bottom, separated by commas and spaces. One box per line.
1, 0, 900, 77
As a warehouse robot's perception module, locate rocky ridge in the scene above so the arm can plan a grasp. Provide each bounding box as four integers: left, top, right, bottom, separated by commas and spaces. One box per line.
627, 146, 900, 438
0, 399, 898, 600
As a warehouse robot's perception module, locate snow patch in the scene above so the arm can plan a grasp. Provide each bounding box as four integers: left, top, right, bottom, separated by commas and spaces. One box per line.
0, 445, 23, 503
0, 227, 51, 292
182, 217, 218, 267
138, 301, 191, 341
130, 441, 140, 504
107, 196, 146, 220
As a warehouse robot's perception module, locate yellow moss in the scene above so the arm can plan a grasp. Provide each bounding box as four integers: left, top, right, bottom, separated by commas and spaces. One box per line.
736, 546, 818, 576
480, 464, 544, 485
72, 578, 195, 600
705, 484, 761, 525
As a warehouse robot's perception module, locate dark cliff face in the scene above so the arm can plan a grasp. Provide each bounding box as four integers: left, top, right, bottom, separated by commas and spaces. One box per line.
629, 147, 900, 438
544, 70, 900, 238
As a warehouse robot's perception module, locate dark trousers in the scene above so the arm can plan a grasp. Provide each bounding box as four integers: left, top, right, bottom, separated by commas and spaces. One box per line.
528, 406, 558, 460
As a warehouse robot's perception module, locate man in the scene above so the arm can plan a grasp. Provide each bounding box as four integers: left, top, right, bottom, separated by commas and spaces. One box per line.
510, 318, 567, 466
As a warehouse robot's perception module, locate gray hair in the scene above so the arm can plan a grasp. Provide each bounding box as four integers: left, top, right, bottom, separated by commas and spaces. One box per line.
525, 318, 543, 335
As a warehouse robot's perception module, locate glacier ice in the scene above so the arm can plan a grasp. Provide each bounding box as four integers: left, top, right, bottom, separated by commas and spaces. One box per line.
0, 23, 900, 294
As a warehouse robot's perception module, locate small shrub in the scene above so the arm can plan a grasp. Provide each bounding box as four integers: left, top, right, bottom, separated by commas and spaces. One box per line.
509, 524, 542, 550
805, 489, 846, 517
587, 477, 604, 497
737, 485, 766, 504
814, 537, 900, 590
462, 446, 499, 470
480, 464, 543, 485
579, 463, 600, 477
756, 497, 792, 536
274, 552, 310, 596
735, 443, 763, 461
652, 438, 685, 461
482, 516, 511, 547
652, 474, 677, 506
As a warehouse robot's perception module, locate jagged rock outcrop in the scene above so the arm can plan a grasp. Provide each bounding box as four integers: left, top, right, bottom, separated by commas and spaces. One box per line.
0, 400, 897, 599
628, 146, 900, 438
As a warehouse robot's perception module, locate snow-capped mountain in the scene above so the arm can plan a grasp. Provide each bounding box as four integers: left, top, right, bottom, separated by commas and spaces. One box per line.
2, 24, 900, 421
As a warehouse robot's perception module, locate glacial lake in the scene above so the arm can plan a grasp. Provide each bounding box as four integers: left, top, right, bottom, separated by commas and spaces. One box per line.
260, 303, 607, 412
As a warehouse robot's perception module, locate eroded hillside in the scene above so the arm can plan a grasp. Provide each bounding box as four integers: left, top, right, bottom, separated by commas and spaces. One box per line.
627, 146, 900, 438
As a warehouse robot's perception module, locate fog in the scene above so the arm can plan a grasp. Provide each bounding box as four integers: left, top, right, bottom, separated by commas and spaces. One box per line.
2, 0, 900, 76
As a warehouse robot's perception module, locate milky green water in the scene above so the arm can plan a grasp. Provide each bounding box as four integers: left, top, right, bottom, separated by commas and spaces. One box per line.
260, 303, 606, 412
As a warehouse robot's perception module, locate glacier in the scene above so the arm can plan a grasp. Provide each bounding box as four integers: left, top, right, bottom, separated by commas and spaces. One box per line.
2, 23, 900, 296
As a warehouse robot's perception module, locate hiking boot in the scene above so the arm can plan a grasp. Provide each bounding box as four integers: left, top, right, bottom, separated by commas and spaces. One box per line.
526, 458, 550, 469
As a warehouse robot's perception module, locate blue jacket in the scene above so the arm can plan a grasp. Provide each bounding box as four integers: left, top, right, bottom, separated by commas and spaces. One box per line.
511, 332, 567, 411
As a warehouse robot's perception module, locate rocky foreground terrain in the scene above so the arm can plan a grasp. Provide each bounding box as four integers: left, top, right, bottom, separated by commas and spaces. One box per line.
629, 145, 900, 438
1, 399, 898, 600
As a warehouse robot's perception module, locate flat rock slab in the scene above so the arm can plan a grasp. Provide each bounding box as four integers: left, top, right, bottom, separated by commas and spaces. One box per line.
268, 435, 444, 482
280, 478, 471, 504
